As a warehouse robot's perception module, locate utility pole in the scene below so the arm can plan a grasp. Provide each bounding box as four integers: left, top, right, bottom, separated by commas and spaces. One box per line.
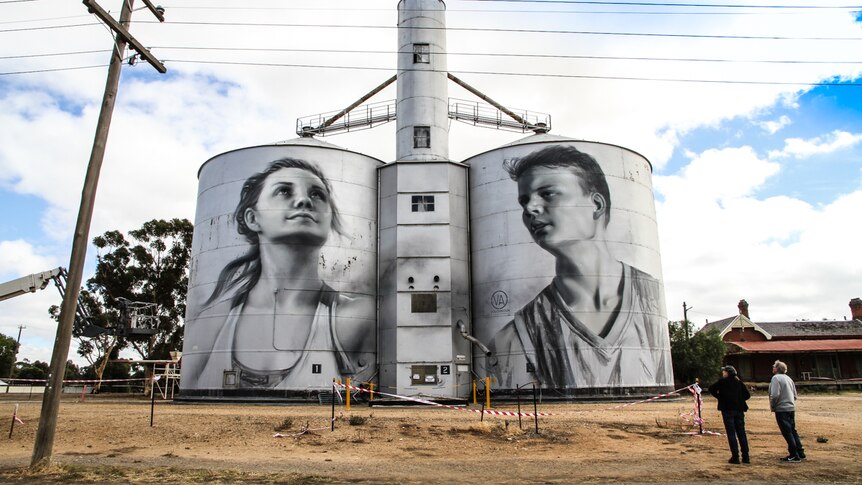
14, 325, 24, 350
31, 0, 165, 468
683, 302, 692, 340
6, 325, 24, 382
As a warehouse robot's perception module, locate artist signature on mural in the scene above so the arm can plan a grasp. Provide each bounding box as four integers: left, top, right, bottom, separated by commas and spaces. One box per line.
490, 290, 509, 312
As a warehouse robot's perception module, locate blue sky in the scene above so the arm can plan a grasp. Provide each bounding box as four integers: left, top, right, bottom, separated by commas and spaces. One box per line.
663, 79, 862, 206
1, 0, 861, 363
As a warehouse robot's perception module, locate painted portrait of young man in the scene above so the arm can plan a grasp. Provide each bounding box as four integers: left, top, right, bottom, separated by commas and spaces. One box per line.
489, 144, 672, 389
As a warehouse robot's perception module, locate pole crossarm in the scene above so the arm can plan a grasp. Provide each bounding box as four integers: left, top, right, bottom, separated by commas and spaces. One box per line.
82, 0, 166, 73
142, 0, 165, 22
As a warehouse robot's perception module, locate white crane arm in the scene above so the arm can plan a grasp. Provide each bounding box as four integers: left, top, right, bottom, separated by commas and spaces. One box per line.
0, 267, 64, 302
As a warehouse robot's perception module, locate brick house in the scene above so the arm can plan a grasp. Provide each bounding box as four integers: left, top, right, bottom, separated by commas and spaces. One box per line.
699, 298, 862, 382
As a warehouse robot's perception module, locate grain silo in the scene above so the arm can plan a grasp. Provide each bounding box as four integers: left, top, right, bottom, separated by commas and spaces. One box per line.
466, 135, 673, 397
180, 138, 380, 399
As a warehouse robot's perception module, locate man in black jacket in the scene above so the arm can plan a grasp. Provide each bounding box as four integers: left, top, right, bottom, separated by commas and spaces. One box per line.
708, 365, 751, 464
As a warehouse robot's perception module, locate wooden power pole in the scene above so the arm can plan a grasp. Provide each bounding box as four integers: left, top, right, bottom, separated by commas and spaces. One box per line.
30, 0, 165, 468
683, 301, 692, 340
6, 325, 24, 381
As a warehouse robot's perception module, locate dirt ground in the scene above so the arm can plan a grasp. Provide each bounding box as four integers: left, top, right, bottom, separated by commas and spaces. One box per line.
0, 391, 860, 484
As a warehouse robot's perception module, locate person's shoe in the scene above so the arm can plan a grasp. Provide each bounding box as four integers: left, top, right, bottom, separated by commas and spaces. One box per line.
742, 456, 750, 464
728, 457, 741, 464
781, 456, 801, 462
799, 452, 806, 460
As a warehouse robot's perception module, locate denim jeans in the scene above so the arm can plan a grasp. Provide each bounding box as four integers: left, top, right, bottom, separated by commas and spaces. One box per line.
721, 410, 749, 459
775, 411, 805, 458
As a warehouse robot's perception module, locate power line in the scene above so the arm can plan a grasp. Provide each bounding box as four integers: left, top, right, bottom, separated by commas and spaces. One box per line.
0, 22, 96, 33
0, 49, 108, 60
4, 56, 857, 85
0, 63, 106, 76
159, 59, 862, 86
134, 20, 862, 41
457, 0, 862, 9
144, 45, 862, 66
2, 19, 860, 42
0, 5, 847, 26
0, 14, 90, 25
157, 5, 838, 15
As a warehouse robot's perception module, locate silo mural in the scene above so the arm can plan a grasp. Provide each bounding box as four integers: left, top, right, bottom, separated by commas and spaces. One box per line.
180, 139, 380, 397
467, 135, 673, 396
177, 0, 675, 401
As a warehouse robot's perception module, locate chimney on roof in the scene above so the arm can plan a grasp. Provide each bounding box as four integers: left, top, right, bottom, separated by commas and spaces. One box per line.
738, 299, 750, 319
850, 298, 862, 321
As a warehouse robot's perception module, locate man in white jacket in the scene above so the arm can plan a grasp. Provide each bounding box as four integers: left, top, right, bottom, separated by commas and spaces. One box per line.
769, 360, 806, 462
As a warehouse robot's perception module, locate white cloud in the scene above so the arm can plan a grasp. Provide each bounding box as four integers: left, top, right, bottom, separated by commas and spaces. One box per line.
655, 146, 780, 202
656, 147, 861, 325
769, 130, 862, 160
757, 115, 791, 135
0, 240, 57, 278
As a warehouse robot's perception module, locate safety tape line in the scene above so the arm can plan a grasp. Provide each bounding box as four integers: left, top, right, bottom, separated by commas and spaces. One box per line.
5, 378, 148, 384
587, 385, 696, 414
11, 404, 24, 425
337, 383, 697, 418
337, 383, 554, 417
684, 384, 722, 436
684, 430, 723, 436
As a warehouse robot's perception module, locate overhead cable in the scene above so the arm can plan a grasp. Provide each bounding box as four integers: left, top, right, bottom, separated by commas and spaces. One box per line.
159, 59, 862, 86
0, 49, 108, 60
456, 0, 862, 9
132, 20, 862, 41
144, 45, 862, 65
0, 22, 95, 33
0, 64, 106, 76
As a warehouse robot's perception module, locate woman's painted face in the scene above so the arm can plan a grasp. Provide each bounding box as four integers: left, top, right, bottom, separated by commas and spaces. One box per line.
245, 167, 333, 245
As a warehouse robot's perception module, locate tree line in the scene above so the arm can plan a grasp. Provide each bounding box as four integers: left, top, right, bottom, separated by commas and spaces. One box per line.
3, 218, 192, 391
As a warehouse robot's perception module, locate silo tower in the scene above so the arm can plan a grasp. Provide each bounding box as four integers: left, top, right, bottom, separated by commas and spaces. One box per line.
395, 0, 449, 162
376, 0, 472, 399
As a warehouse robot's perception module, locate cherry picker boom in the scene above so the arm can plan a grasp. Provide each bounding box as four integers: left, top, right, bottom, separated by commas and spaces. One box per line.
0, 268, 156, 338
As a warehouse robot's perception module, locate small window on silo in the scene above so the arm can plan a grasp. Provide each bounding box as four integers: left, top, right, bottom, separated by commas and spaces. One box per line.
413, 126, 431, 148
413, 43, 430, 63
411, 195, 435, 212
411, 293, 437, 313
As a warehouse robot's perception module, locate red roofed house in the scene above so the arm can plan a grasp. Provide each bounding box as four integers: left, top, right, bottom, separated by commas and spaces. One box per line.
699, 298, 862, 383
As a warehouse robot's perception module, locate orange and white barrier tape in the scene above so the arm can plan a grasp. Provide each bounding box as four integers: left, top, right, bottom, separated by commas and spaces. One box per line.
337, 382, 554, 417
337, 382, 697, 418
5, 377, 148, 384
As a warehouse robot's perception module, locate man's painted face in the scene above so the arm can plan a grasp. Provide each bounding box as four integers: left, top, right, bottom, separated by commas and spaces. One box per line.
517, 166, 600, 252
245, 167, 333, 246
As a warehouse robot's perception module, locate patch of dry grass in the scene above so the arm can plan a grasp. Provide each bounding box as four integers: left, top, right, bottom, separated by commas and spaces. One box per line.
0, 464, 329, 484
274, 417, 295, 432
459, 420, 528, 439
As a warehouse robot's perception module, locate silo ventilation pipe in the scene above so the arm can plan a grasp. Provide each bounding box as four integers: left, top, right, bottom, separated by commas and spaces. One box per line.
457, 320, 491, 356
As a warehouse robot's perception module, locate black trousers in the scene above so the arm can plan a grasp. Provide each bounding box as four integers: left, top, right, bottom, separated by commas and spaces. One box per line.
775, 411, 805, 458
721, 410, 749, 458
